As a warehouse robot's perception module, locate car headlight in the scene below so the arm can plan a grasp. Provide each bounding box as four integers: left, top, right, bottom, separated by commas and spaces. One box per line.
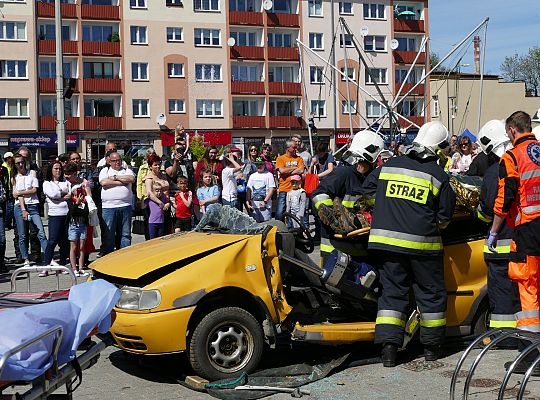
116, 287, 161, 310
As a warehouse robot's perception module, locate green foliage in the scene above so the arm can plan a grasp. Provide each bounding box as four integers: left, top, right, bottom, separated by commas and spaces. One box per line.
500, 46, 540, 96
110, 32, 120, 43
190, 135, 206, 161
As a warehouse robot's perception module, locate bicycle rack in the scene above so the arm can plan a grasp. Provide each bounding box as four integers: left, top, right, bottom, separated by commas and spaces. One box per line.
449, 328, 540, 400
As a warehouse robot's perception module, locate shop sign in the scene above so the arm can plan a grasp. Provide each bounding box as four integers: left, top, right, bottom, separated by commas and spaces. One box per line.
336, 130, 353, 145
9, 134, 79, 149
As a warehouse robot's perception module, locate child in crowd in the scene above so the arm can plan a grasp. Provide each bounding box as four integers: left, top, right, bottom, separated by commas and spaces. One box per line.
247, 157, 275, 222
145, 181, 169, 239
286, 175, 306, 229
196, 169, 220, 215
221, 152, 242, 210
67, 184, 89, 277
174, 176, 192, 232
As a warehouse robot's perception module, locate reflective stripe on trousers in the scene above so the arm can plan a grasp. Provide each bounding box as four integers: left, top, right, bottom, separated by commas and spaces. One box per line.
483, 238, 512, 255
489, 313, 517, 328
419, 312, 446, 328
375, 310, 407, 328
369, 228, 443, 251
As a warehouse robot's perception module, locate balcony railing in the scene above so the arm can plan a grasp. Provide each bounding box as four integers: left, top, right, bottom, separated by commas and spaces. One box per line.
268, 82, 301, 95
84, 116, 122, 130
40, 116, 79, 131
267, 47, 299, 61
39, 78, 79, 93
229, 11, 264, 26
396, 82, 425, 96
393, 50, 426, 64
37, 2, 77, 18
82, 41, 121, 56
230, 45, 265, 60
398, 115, 424, 127
81, 4, 120, 20
394, 19, 425, 33
83, 78, 122, 93
266, 12, 300, 27
269, 116, 303, 129
231, 80, 265, 94
233, 116, 266, 128
38, 40, 78, 55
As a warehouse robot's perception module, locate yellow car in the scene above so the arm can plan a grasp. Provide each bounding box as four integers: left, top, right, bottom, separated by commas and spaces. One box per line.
92, 210, 489, 381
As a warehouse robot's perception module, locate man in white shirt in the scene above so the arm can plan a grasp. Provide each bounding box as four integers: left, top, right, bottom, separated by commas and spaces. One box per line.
99, 152, 135, 255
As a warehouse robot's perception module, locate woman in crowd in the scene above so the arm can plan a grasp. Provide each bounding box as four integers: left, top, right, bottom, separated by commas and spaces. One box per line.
449, 136, 474, 174
144, 153, 171, 233
195, 146, 224, 187
260, 144, 274, 175
42, 161, 70, 275
310, 142, 335, 181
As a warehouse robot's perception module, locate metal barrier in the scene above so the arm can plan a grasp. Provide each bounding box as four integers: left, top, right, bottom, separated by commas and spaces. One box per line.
449, 328, 540, 400
11, 265, 77, 292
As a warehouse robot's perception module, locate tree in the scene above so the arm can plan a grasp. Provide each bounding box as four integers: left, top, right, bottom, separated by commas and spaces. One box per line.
500, 47, 540, 96
500, 53, 521, 82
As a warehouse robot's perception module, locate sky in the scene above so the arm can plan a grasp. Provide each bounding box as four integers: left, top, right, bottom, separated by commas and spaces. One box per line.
428, 0, 540, 76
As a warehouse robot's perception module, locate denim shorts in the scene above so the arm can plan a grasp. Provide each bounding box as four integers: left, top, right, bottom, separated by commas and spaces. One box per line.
68, 223, 87, 241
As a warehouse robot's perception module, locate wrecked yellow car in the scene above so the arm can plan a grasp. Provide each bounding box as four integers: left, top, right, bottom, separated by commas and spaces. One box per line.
91, 207, 489, 381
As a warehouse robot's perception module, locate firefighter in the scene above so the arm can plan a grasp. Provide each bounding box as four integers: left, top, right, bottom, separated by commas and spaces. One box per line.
311, 130, 384, 260
362, 121, 456, 367
489, 111, 540, 374
476, 120, 520, 331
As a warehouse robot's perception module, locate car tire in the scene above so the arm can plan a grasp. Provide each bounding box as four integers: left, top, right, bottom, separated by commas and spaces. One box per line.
188, 307, 264, 381
472, 301, 490, 336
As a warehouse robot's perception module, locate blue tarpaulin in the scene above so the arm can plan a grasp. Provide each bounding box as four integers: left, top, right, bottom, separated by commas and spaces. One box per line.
460, 129, 477, 142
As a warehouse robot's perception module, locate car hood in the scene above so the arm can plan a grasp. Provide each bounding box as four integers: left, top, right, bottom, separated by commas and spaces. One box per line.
91, 231, 250, 280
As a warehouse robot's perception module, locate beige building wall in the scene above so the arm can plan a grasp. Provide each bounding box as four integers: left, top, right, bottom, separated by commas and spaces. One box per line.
430, 75, 540, 136
0, 1, 38, 132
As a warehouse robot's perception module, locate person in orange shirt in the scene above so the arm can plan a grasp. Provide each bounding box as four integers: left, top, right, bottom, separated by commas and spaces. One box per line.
275, 139, 305, 221
488, 111, 540, 374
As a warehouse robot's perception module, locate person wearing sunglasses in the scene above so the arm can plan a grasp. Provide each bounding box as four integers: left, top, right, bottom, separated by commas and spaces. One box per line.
450, 136, 474, 174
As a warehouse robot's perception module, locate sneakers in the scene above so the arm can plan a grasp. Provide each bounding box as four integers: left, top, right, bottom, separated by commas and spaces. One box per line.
23, 259, 31, 267
381, 343, 398, 367
49, 260, 61, 267
38, 271, 49, 277
72, 270, 89, 277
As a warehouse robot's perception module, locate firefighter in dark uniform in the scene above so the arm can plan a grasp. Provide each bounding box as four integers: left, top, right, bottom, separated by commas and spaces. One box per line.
362, 121, 456, 367
311, 130, 384, 261
476, 120, 520, 330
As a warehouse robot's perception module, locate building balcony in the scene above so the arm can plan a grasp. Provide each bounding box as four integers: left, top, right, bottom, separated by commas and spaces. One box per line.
268, 81, 301, 95
39, 78, 79, 93
37, 2, 77, 19
393, 50, 426, 65
269, 116, 303, 129
231, 80, 265, 94
398, 115, 424, 127
39, 116, 79, 131
266, 12, 300, 27
267, 47, 299, 61
229, 11, 264, 26
82, 41, 121, 56
230, 45, 265, 60
84, 116, 122, 130
81, 4, 120, 20
83, 78, 122, 93
394, 19, 425, 33
233, 116, 266, 129
38, 40, 78, 55
396, 82, 425, 96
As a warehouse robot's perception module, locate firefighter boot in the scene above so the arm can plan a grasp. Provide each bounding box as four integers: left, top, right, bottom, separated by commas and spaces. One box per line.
424, 345, 441, 362
381, 343, 398, 367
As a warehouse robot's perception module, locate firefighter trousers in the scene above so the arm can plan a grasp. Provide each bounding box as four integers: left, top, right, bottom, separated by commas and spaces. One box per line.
374, 251, 447, 347
486, 259, 520, 328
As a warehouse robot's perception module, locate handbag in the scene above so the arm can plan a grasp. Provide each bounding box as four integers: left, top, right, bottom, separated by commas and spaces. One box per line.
303, 167, 319, 197
132, 215, 146, 235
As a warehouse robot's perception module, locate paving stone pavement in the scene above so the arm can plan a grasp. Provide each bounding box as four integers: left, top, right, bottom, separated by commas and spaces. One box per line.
1, 224, 539, 399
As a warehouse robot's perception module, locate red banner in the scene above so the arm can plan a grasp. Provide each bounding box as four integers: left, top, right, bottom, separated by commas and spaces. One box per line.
160, 131, 175, 146
187, 131, 232, 146
336, 130, 353, 145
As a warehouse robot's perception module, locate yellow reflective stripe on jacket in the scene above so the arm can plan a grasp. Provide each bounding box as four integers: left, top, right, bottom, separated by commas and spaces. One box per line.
369, 229, 443, 251
483, 239, 512, 254
313, 194, 332, 209
320, 237, 335, 254
420, 312, 446, 328
342, 195, 359, 209
477, 209, 493, 223
379, 166, 442, 196
376, 310, 407, 328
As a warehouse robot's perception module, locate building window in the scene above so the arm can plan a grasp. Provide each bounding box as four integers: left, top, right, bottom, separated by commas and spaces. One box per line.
167, 63, 184, 78
132, 99, 149, 118
168, 99, 185, 113
166, 0, 184, 6
230, 31, 256, 46
396, 68, 417, 83
0, 22, 26, 41
310, 66, 324, 84
130, 26, 148, 44
196, 99, 223, 117
269, 0, 291, 13
396, 37, 416, 51
229, 0, 255, 11
231, 63, 260, 81
270, 100, 295, 116
39, 24, 70, 41
194, 28, 220, 46
267, 32, 291, 47
131, 62, 148, 81
39, 61, 72, 78
194, 0, 220, 11
366, 68, 387, 84
308, 0, 322, 16
339, 34, 353, 48
40, 98, 73, 117
83, 62, 114, 79
81, 0, 116, 4
432, 96, 440, 118
366, 101, 386, 118
342, 100, 357, 114
195, 64, 222, 82
339, 2, 353, 15
364, 35, 385, 51
309, 33, 323, 50
363, 3, 385, 19
310, 100, 326, 117
268, 66, 295, 82
398, 100, 421, 117
340, 67, 355, 81
395, 4, 417, 20
233, 100, 259, 116
0, 98, 28, 118
130, 0, 146, 8
84, 99, 115, 117
0, 60, 27, 79
82, 25, 113, 42
166, 27, 183, 42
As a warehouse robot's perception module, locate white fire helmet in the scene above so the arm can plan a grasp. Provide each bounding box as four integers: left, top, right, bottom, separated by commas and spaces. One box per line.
413, 121, 450, 155
477, 120, 512, 157
533, 125, 540, 141
343, 130, 385, 164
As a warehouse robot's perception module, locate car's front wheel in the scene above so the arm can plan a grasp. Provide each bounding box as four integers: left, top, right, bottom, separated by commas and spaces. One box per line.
188, 307, 264, 381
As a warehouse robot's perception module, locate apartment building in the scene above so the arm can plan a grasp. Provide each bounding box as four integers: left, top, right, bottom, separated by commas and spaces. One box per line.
0, 0, 428, 159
